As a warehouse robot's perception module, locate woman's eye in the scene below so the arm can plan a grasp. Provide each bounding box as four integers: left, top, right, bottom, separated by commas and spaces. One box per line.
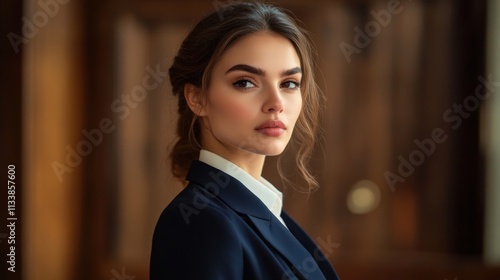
281, 81, 300, 90
233, 79, 256, 89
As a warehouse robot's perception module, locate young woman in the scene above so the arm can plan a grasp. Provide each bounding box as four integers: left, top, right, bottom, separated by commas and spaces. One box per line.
150, 2, 340, 279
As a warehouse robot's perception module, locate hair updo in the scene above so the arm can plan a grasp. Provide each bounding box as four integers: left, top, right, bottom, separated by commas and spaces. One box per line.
169, 1, 322, 192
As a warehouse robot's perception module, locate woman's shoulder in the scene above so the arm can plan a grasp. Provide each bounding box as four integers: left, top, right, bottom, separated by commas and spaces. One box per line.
150, 183, 245, 279
154, 181, 238, 234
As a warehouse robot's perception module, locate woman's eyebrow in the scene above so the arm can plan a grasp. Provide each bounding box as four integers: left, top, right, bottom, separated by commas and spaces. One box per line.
226, 64, 264, 76
282, 67, 302, 76
225, 64, 302, 77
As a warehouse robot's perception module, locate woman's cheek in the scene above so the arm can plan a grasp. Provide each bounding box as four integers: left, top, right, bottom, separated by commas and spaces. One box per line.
295, 96, 303, 116
216, 97, 255, 123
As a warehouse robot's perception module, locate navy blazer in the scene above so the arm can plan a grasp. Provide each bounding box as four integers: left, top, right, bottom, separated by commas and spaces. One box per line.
150, 160, 340, 280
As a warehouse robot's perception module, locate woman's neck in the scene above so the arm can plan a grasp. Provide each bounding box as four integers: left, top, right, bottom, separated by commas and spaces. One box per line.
202, 146, 266, 180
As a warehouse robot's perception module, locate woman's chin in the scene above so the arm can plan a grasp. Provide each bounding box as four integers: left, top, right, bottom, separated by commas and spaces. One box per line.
250, 147, 287, 157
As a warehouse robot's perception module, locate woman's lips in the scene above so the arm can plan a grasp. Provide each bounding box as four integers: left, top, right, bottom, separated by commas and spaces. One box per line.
255, 120, 286, 136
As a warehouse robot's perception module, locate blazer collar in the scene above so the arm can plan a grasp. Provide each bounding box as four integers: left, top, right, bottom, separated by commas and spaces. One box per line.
186, 160, 327, 280
186, 160, 271, 219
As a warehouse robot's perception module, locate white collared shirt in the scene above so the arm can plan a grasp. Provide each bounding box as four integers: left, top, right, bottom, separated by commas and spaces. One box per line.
199, 149, 287, 227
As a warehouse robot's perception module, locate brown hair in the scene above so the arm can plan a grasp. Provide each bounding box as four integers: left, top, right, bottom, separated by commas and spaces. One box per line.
169, 1, 322, 192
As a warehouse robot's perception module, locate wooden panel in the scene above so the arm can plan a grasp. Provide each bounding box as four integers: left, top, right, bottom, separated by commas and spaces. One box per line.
111, 15, 190, 272
114, 14, 151, 263
23, 0, 85, 279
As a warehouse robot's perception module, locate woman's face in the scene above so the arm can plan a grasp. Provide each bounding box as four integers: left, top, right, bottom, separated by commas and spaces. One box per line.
199, 31, 303, 157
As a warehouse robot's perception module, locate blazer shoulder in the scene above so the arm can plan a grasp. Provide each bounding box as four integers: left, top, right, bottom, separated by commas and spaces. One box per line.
156, 181, 235, 227
153, 188, 241, 241
151, 183, 244, 279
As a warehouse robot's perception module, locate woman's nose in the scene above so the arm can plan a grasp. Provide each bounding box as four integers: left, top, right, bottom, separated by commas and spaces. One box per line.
262, 87, 284, 113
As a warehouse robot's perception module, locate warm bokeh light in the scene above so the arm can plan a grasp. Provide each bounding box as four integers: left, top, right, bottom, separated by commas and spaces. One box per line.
347, 180, 380, 214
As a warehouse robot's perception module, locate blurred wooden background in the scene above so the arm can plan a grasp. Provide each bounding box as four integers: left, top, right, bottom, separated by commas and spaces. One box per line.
2, 0, 500, 279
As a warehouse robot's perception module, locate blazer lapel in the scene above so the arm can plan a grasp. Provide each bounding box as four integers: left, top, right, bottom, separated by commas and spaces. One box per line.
247, 215, 327, 280
186, 161, 327, 279
282, 212, 340, 280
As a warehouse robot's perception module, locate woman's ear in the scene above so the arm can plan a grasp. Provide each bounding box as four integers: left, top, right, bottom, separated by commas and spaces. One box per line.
184, 84, 207, 116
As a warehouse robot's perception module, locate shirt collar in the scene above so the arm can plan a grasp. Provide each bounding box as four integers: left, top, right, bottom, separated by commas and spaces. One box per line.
199, 149, 285, 224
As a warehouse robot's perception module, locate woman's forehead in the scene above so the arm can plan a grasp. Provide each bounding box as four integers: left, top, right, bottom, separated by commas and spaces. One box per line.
214, 31, 301, 76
